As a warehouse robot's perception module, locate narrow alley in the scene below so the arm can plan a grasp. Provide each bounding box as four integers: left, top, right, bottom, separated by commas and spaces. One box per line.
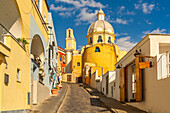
57, 83, 110, 113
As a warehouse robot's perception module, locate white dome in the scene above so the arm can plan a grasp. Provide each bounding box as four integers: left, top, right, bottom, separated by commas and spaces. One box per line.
87, 20, 114, 34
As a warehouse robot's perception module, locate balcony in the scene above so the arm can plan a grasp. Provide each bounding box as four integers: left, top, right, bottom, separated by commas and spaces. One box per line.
0, 23, 26, 53
0, 23, 9, 44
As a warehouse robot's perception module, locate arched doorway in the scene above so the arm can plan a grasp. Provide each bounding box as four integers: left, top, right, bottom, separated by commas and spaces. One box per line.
30, 34, 45, 104
31, 34, 45, 82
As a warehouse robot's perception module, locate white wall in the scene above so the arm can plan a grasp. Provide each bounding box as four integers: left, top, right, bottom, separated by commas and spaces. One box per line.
116, 34, 170, 113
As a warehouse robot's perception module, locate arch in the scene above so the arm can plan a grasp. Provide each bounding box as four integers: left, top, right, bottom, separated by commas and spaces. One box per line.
108, 36, 112, 44
95, 47, 100, 52
30, 35, 45, 68
97, 35, 103, 43
89, 37, 93, 44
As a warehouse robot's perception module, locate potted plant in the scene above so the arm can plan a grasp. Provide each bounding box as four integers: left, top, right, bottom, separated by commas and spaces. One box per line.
51, 87, 58, 94
17, 38, 29, 48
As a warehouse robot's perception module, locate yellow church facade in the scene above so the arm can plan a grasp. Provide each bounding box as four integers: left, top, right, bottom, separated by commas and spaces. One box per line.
63, 9, 126, 84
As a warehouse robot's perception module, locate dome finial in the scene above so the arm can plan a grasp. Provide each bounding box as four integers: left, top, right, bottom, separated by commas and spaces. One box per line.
97, 9, 105, 20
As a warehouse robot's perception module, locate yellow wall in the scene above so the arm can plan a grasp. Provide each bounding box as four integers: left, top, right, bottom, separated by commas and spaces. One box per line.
0, 0, 50, 111
118, 51, 127, 61
83, 43, 117, 71
15, 0, 49, 53
0, 35, 30, 111
72, 54, 82, 78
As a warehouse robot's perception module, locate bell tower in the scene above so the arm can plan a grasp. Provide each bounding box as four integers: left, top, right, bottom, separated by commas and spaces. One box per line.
65, 28, 76, 51
65, 28, 76, 73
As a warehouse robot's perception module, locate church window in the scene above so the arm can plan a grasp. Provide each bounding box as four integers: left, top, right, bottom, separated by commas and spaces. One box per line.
95, 47, 100, 52
77, 62, 80, 66
89, 37, 93, 44
97, 35, 103, 43
69, 30, 71, 37
108, 36, 112, 43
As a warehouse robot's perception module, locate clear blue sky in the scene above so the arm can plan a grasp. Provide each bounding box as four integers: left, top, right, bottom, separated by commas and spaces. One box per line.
47, 0, 170, 51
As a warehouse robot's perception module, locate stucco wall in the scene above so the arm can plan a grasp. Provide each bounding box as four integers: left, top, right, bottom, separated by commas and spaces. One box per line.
0, 35, 30, 112
37, 82, 50, 105
116, 34, 170, 113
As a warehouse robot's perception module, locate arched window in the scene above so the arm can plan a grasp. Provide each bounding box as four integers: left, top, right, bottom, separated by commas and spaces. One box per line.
97, 35, 103, 43
69, 30, 71, 37
95, 47, 100, 52
108, 36, 112, 43
89, 37, 93, 44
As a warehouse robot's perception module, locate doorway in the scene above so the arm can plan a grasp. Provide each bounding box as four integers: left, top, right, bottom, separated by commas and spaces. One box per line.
67, 75, 71, 82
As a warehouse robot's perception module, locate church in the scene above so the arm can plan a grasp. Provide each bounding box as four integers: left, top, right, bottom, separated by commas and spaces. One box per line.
62, 9, 126, 84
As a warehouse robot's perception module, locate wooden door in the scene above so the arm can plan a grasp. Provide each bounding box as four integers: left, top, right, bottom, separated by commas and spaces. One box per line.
67, 75, 71, 82
120, 67, 125, 102
135, 57, 142, 101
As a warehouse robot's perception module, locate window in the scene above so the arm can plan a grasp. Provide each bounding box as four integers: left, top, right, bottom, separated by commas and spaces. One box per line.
77, 62, 80, 66
131, 65, 136, 99
89, 37, 93, 44
168, 53, 170, 74
63, 67, 65, 72
108, 36, 112, 43
69, 30, 71, 37
28, 92, 30, 105
97, 35, 103, 43
59, 54, 61, 61
4, 74, 9, 85
17, 69, 21, 82
157, 52, 170, 80
63, 55, 65, 63
95, 47, 100, 52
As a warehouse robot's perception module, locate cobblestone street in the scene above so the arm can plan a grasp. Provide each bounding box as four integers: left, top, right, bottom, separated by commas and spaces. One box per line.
57, 83, 111, 113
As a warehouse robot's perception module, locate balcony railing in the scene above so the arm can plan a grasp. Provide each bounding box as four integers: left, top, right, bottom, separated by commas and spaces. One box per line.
0, 23, 26, 51
0, 23, 10, 44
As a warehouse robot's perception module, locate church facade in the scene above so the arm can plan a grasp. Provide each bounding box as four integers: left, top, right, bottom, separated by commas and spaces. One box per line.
62, 9, 126, 84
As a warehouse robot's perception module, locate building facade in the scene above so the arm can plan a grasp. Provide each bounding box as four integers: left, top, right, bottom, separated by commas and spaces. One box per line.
0, 0, 58, 112
63, 9, 126, 85
115, 34, 170, 113
57, 46, 66, 74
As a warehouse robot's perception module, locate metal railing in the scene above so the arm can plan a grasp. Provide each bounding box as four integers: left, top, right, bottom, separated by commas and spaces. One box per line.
0, 23, 17, 44
0, 23, 9, 43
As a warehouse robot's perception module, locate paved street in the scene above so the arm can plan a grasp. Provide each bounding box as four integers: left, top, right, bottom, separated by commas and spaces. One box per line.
30, 83, 68, 113
57, 83, 111, 113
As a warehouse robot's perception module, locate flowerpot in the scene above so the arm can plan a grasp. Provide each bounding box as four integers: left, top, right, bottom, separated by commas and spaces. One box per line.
51, 89, 57, 94
56, 86, 61, 90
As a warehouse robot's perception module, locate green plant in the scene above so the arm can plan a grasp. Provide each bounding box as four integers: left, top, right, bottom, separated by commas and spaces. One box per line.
54, 87, 58, 89
17, 38, 29, 44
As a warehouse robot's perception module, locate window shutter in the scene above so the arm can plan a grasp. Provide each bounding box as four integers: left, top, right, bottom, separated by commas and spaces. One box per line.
120, 67, 125, 102
135, 57, 142, 102
157, 54, 162, 80
162, 53, 167, 79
